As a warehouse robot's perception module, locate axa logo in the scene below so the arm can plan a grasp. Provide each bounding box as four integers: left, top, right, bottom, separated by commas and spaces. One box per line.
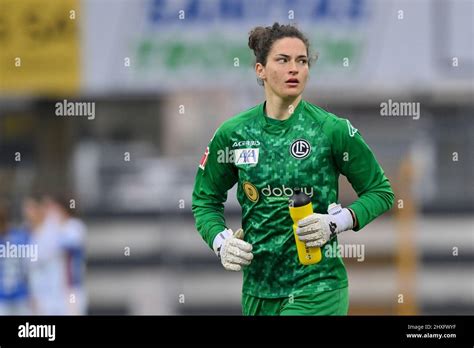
217, 148, 259, 165
261, 185, 313, 198
235, 148, 259, 165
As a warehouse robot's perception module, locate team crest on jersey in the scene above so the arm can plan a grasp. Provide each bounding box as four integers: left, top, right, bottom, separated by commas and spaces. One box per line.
243, 181, 259, 202
199, 146, 209, 170
234, 148, 259, 165
290, 139, 311, 159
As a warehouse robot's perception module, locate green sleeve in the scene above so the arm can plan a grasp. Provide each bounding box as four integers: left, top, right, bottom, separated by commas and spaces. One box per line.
191, 126, 238, 249
327, 116, 395, 231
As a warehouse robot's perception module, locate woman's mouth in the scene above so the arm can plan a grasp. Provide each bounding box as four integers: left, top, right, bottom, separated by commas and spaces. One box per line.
285, 78, 299, 87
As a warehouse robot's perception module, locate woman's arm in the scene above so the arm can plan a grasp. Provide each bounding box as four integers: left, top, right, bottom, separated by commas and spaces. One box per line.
192, 126, 238, 248
327, 116, 395, 231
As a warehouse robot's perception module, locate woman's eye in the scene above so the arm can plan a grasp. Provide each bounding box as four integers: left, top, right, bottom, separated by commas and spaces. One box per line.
299, 59, 308, 65
277, 58, 287, 63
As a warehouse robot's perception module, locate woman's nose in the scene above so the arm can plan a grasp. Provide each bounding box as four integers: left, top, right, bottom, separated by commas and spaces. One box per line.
289, 61, 298, 73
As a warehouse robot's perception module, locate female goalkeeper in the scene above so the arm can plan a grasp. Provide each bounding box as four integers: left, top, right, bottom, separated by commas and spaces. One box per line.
192, 22, 394, 315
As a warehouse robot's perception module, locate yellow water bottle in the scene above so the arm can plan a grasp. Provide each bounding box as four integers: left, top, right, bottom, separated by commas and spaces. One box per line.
289, 188, 322, 265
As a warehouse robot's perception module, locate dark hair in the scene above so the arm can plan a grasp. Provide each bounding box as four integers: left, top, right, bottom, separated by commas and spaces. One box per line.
248, 22, 312, 68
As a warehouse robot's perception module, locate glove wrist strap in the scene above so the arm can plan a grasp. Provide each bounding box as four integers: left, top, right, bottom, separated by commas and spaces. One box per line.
327, 203, 354, 237
212, 228, 232, 257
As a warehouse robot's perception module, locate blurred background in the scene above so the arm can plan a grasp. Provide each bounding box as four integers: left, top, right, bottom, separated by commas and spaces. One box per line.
0, 0, 473, 315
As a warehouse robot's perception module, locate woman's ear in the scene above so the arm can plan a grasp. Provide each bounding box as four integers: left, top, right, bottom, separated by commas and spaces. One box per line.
255, 63, 266, 86
255, 63, 265, 80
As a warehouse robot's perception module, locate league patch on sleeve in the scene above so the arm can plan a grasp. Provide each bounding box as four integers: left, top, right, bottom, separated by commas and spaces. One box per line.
199, 146, 209, 170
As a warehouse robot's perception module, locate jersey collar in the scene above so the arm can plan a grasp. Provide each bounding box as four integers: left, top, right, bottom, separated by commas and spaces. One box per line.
257, 99, 305, 133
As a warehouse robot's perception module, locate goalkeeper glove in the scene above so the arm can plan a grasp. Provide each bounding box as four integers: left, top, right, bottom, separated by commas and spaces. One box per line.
213, 228, 253, 271
296, 203, 355, 248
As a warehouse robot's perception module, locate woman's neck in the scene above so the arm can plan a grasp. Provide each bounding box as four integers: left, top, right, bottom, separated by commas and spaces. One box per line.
264, 93, 302, 121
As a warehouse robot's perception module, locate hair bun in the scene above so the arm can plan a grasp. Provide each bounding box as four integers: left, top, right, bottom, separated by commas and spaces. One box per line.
248, 26, 266, 52
248, 22, 311, 74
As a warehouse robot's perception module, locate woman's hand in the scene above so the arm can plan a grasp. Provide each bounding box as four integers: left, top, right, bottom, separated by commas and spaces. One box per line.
213, 228, 253, 271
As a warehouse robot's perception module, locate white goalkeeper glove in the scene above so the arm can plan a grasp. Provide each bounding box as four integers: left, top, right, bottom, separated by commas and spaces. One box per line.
296, 203, 354, 248
213, 228, 253, 271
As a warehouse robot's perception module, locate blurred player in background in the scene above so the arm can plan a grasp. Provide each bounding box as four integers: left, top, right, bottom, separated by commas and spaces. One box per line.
45, 194, 87, 315
22, 193, 69, 315
192, 23, 394, 315
0, 200, 31, 315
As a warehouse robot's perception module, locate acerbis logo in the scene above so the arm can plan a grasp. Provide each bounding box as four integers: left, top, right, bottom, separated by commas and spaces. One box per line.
290, 139, 311, 159
243, 182, 259, 202
261, 185, 313, 198
232, 140, 261, 147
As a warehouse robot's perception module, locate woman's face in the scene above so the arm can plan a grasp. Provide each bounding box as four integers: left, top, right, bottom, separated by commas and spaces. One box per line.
257, 37, 309, 100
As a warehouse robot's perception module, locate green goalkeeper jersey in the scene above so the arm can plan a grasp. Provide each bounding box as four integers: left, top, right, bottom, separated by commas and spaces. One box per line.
192, 99, 394, 298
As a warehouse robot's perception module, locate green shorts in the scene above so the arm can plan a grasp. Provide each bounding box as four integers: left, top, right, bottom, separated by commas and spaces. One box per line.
242, 287, 349, 316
